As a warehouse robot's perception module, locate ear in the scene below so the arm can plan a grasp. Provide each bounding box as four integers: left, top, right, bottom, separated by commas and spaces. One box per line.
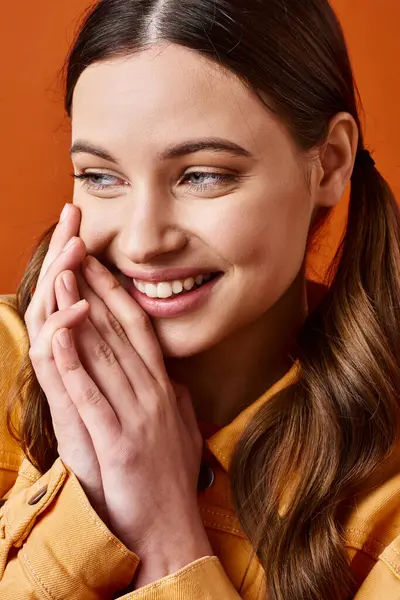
312, 112, 359, 209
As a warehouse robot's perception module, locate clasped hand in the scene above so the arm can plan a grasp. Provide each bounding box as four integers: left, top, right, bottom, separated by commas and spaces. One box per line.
24, 204, 212, 586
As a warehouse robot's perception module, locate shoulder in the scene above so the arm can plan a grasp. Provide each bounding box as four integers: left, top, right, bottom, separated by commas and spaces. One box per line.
0, 294, 27, 494
343, 443, 400, 587
0, 293, 28, 376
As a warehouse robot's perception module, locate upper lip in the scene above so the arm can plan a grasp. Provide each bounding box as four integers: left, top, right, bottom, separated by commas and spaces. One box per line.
118, 266, 221, 283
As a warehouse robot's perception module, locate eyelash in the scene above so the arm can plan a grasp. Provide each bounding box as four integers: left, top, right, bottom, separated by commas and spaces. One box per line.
71, 171, 240, 193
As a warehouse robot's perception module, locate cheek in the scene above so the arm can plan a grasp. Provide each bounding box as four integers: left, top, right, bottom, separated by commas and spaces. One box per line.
201, 183, 312, 276
74, 196, 119, 255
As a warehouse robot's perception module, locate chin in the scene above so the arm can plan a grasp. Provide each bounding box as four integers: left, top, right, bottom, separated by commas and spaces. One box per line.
153, 321, 221, 358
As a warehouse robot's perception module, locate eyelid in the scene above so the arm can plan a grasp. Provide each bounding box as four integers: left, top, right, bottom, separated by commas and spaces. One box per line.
72, 167, 245, 195
84, 168, 127, 180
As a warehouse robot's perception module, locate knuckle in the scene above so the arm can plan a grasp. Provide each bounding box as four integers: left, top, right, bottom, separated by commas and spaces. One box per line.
24, 305, 35, 329
63, 356, 81, 373
145, 396, 167, 421
132, 311, 152, 333
81, 385, 103, 407
28, 345, 46, 365
92, 338, 116, 367
99, 311, 130, 345
107, 274, 121, 292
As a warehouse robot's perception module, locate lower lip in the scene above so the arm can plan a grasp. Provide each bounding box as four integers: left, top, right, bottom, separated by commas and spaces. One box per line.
127, 274, 223, 318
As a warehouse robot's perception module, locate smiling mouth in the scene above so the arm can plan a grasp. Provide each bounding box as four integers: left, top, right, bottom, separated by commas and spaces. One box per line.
110, 266, 222, 294
131, 272, 221, 299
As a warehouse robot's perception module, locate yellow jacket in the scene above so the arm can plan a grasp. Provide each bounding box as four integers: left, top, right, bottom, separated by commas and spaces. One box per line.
1, 292, 400, 599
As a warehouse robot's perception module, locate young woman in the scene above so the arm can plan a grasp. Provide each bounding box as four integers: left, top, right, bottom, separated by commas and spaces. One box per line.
0, 0, 399, 598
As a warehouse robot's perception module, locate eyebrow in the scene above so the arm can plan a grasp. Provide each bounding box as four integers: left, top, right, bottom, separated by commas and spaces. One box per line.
69, 137, 253, 164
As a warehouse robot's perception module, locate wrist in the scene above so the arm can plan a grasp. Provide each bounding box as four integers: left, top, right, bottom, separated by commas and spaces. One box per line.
133, 518, 213, 587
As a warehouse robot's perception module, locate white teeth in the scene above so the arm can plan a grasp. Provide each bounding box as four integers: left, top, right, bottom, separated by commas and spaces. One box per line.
157, 282, 173, 298
133, 273, 215, 299
144, 283, 158, 298
172, 280, 183, 294
183, 277, 195, 291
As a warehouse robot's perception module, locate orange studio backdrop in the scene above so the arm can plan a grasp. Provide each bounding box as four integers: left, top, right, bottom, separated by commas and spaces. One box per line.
0, 1, 399, 294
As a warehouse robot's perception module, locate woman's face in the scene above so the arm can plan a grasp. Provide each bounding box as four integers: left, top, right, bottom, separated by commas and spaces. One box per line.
71, 43, 316, 357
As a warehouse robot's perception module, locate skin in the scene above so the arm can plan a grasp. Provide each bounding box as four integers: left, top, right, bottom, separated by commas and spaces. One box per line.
70, 43, 358, 426
26, 42, 359, 587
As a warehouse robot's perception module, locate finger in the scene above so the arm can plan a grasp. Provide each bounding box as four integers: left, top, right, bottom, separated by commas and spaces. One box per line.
37, 204, 81, 285
55, 269, 81, 310
29, 287, 106, 512
25, 236, 87, 345
74, 267, 154, 400
28, 300, 92, 443
81, 256, 168, 386
28, 299, 90, 409
52, 327, 121, 453
54, 270, 140, 417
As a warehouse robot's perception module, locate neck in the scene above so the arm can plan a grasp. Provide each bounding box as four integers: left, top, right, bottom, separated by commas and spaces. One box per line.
165, 269, 309, 427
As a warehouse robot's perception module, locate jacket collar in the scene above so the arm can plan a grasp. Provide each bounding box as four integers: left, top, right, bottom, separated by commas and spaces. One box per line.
204, 360, 301, 471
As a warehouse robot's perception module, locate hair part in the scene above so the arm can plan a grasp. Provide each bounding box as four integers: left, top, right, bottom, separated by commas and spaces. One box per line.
8, 1, 400, 599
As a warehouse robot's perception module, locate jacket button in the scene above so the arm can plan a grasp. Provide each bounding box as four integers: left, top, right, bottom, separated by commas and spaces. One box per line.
28, 485, 48, 506
197, 463, 215, 492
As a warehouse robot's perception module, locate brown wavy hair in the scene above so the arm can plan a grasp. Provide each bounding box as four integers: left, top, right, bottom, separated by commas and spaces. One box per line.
8, 1, 400, 598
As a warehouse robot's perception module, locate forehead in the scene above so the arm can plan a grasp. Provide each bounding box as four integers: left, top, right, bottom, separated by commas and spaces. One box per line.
71, 44, 286, 157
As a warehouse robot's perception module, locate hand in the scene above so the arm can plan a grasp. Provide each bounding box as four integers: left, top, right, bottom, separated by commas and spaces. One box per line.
51, 249, 213, 580
25, 204, 107, 522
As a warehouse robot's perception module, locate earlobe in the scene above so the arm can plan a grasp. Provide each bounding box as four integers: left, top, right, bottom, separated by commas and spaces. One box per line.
315, 112, 359, 209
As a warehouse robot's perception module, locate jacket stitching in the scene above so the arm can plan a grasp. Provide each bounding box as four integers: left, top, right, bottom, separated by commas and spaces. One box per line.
389, 547, 400, 559
124, 556, 219, 597
17, 470, 39, 483
346, 541, 380, 561
0, 451, 22, 459
199, 507, 238, 521
0, 453, 23, 470
345, 528, 386, 550
344, 535, 400, 580
3, 467, 64, 538
381, 554, 400, 577
207, 443, 228, 466
345, 527, 400, 576
345, 527, 400, 557
202, 519, 243, 535
0, 464, 20, 473
70, 475, 138, 564
22, 550, 56, 600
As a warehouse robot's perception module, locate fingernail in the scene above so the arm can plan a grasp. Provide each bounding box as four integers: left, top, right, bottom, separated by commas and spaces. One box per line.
57, 329, 72, 348
82, 255, 101, 272
71, 299, 87, 310
60, 203, 71, 222
62, 237, 77, 253
62, 272, 74, 293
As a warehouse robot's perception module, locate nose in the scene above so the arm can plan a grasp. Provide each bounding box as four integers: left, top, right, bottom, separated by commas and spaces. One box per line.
118, 190, 188, 264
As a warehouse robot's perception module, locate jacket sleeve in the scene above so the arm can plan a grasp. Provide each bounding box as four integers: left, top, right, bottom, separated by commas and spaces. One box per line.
0, 297, 139, 599
350, 539, 400, 600
0, 456, 140, 599
0, 457, 240, 600
119, 556, 242, 599
0, 297, 241, 600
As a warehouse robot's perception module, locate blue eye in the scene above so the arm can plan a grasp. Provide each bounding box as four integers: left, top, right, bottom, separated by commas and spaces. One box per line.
71, 172, 121, 191
71, 170, 240, 193
181, 172, 239, 190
